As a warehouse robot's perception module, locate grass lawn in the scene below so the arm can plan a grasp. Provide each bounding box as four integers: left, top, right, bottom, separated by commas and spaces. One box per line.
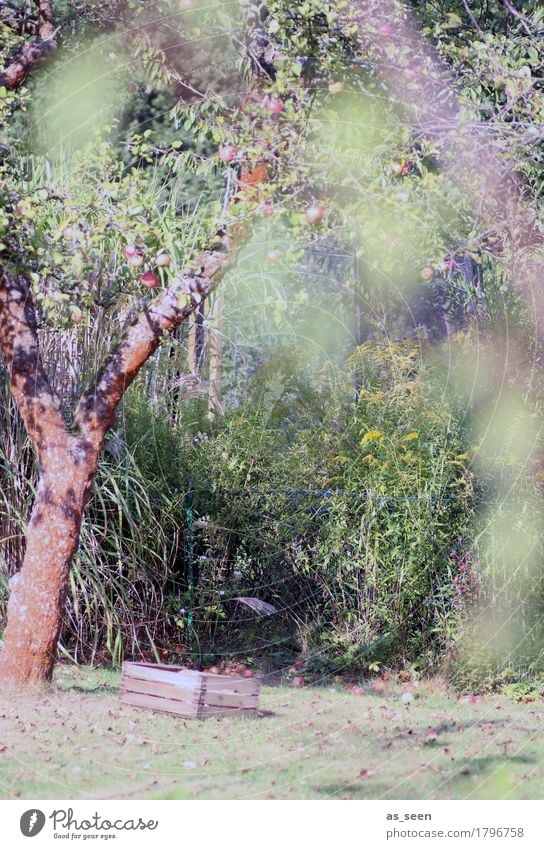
1, 665, 543, 800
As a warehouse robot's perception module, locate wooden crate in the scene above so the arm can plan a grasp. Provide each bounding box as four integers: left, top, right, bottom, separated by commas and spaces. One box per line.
120, 661, 260, 719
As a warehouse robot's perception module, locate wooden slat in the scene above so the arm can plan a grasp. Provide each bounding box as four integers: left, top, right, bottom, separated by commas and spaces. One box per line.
201, 675, 260, 694
123, 661, 199, 678
198, 705, 259, 718
121, 676, 200, 705
201, 689, 259, 708
120, 690, 199, 718
206, 681, 261, 695
121, 663, 202, 689
124, 662, 186, 673
121, 670, 198, 694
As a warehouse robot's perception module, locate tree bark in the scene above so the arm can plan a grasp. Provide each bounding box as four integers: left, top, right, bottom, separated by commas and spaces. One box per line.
0, 0, 57, 91
0, 437, 97, 685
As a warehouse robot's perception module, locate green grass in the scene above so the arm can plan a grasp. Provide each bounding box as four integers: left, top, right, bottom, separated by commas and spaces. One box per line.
1, 666, 543, 800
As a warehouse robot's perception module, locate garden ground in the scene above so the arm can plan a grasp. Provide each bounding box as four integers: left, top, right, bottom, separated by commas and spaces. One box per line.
1, 666, 543, 800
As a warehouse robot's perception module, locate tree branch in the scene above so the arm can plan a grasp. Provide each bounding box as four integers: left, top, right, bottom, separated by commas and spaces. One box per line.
460, 0, 484, 36
0, 0, 57, 90
0, 1, 37, 34
74, 237, 243, 450
0, 269, 68, 462
74, 4, 287, 450
244, 0, 277, 80
502, 0, 534, 36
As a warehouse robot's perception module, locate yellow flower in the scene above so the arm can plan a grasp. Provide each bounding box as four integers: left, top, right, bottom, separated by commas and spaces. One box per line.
361, 429, 384, 444
404, 431, 419, 441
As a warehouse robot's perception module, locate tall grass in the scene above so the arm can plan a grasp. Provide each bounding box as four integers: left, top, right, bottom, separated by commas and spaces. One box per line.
0, 365, 188, 666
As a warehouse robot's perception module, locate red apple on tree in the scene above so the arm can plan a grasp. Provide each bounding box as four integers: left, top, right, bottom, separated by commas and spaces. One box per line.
259, 203, 274, 217
263, 96, 285, 115
328, 81, 345, 94
15, 201, 32, 217
219, 143, 238, 163
266, 249, 282, 263
69, 306, 83, 323
304, 203, 324, 224
437, 258, 455, 274
420, 266, 434, 281
378, 21, 394, 37
388, 161, 403, 176
141, 271, 159, 289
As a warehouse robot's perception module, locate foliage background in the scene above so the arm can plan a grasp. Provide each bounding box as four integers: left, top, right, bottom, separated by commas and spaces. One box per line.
1, 0, 544, 691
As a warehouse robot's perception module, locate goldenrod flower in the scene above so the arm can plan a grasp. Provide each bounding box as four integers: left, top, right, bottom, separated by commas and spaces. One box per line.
361, 429, 384, 444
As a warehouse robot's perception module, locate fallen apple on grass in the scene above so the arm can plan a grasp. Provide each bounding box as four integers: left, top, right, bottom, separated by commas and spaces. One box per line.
155, 251, 172, 267
141, 271, 159, 289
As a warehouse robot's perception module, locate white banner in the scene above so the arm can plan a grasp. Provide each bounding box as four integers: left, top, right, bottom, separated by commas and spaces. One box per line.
1, 800, 543, 848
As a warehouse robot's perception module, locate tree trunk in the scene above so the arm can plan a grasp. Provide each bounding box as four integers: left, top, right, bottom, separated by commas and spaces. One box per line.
188, 301, 207, 375
0, 0, 57, 91
0, 435, 97, 685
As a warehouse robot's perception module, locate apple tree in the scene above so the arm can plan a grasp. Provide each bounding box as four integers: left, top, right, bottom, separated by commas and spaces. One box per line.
0, 0, 362, 685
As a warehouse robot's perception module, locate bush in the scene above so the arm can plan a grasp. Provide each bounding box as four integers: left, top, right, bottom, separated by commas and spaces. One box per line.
173, 341, 475, 672
446, 485, 544, 693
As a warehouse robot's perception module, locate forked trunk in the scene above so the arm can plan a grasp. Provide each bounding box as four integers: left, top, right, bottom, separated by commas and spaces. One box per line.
0, 437, 97, 685
1, 241, 239, 687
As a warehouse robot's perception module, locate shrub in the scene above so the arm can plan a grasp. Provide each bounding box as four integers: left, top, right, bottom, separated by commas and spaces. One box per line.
174, 341, 475, 672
